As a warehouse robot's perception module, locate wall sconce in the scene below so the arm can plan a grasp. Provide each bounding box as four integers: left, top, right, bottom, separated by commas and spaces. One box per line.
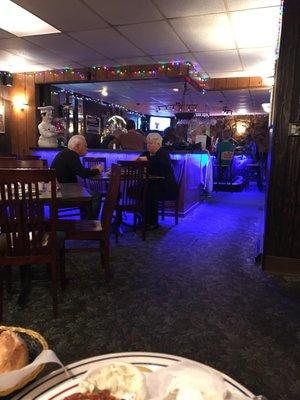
13, 95, 28, 111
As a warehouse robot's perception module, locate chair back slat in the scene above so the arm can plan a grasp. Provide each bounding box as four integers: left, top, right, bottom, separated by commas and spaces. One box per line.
0, 169, 57, 258
83, 157, 107, 171
0, 159, 47, 169
117, 161, 148, 210
19, 155, 41, 160
101, 164, 121, 233
82, 157, 107, 191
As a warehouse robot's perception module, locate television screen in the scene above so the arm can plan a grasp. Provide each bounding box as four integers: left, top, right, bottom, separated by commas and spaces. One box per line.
149, 116, 171, 131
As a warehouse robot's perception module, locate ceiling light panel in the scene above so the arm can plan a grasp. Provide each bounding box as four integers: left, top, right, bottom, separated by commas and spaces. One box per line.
170, 14, 236, 51
83, 0, 162, 25
230, 7, 281, 48
69, 28, 144, 58
0, 0, 60, 37
227, 0, 281, 11
12, 0, 108, 31
153, 0, 225, 18
118, 21, 188, 55
194, 50, 242, 72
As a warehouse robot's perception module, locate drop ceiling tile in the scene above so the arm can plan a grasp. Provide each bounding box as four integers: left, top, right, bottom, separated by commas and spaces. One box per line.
152, 52, 197, 64
227, 0, 281, 11
208, 71, 257, 78
153, 0, 225, 17
70, 28, 144, 58
13, 0, 108, 31
170, 14, 236, 51
46, 61, 83, 69
194, 50, 242, 72
118, 21, 188, 55
0, 49, 48, 72
77, 58, 114, 67
114, 56, 155, 65
0, 37, 54, 63
239, 47, 275, 74
231, 7, 280, 48
25, 33, 101, 61
0, 29, 15, 39
83, 0, 162, 25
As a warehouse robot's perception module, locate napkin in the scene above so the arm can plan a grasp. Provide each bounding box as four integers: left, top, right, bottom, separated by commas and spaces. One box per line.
144, 361, 243, 400
0, 349, 65, 391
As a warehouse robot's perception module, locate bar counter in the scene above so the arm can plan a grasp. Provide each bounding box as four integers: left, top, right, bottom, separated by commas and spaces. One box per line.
30, 147, 210, 217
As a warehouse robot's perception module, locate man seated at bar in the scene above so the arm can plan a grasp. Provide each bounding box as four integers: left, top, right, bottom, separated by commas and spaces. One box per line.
111, 120, 146, 150
51, 135, 103, 218
137, 132, 178, 229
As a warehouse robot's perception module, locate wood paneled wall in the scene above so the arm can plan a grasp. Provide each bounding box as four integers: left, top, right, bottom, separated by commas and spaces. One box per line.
0, 85, 12, 153
263, 0, 300, 272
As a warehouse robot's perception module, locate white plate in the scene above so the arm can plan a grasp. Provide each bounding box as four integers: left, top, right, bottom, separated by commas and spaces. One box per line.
12, 352, 254, 400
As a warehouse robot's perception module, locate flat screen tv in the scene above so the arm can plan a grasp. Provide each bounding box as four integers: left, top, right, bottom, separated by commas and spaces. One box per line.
149, 116, 171, 131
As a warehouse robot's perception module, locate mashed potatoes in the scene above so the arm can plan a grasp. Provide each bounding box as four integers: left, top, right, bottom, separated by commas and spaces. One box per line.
79, 362, 147, 400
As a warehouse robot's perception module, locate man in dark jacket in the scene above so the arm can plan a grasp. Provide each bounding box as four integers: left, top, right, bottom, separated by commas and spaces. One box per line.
51, 135, 103, 218
138, 132, 178, 228
51, 135, 102, 183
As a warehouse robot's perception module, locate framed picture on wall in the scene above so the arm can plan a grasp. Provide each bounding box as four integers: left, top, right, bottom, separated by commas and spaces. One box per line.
86, 115, 101, 134
0, 104, 5, 134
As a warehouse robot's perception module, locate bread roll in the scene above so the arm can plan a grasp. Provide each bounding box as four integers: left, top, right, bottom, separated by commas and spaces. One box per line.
0, 331, 29, 373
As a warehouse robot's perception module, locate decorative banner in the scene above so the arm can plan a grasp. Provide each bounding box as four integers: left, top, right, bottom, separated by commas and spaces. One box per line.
0, 104, 5, 133
85, 115, 100, 134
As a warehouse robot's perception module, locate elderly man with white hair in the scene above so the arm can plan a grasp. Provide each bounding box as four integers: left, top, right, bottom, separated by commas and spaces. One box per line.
51, 135, 102, 182
137, 132, 178, 229
51, 135, 103, 218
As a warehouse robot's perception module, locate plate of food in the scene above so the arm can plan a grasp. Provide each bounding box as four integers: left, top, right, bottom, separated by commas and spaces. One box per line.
12, 352, 255, 400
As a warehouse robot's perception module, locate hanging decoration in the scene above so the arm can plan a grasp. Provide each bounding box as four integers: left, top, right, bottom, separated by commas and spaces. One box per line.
157, 78, 207, 116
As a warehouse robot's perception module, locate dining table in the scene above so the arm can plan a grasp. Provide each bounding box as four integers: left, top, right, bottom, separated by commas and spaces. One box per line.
11, 352, 257, 400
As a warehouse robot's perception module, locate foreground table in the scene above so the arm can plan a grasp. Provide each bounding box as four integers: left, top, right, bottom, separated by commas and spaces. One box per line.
12, 352, 255, 399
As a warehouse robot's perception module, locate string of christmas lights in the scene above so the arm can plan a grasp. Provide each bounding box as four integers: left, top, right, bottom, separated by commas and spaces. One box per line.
14, 61, 199, 80
275, 0, 284, 58
52, 89, 144, 117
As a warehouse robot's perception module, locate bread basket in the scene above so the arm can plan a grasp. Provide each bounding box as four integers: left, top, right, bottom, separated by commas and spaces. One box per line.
0, 325, 48, 397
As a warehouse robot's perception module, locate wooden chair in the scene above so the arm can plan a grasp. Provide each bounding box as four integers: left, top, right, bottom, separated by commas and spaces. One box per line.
213, 151, 234, 191
0, 169, 63, 320
82, 156, 107, 200
159, 159, 185, 225
57, 164, 121, 282
58, 157, 107, 219
116, 161, 148, 242
19, 155, 41, 160
0, 159, 47, 169
0, 155, 18, 160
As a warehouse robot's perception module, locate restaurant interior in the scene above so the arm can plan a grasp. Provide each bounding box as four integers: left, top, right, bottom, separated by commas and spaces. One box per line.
0, 1, 299, 400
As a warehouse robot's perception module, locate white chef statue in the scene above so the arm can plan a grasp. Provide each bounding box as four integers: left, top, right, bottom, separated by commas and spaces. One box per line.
37, 105, 59, 148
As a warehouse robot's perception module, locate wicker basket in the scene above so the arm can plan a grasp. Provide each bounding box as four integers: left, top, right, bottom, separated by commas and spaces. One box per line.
0, 326, 48, 397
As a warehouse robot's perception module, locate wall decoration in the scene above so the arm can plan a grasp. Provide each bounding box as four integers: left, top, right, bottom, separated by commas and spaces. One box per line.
86, 115, 101, 134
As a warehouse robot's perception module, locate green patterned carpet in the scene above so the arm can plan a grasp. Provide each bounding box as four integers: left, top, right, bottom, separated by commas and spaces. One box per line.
3, 187, 300, 400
